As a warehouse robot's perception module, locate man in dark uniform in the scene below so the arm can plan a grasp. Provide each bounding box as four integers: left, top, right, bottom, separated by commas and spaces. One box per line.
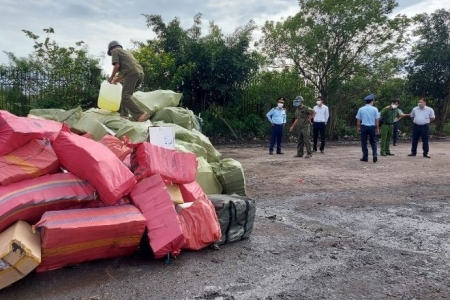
289, 96, 315, 158
356, 94, 379, 163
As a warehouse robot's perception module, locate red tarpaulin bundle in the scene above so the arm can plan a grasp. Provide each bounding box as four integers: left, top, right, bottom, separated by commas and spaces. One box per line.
34, 204, 146, 272
178, 197, 222, 250
99, 135, 131, 161
179, 181, 207, 202
131, 142, 197, 183
0, 139, 59, 186
129, 174, 186, 259
0, 110, 62, 156
0, 173, 97, 233
52, 124, 136, 205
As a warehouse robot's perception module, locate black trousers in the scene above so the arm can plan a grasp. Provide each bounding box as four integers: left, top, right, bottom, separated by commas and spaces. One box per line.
411, 124, 429, 155
361, 125, 377, 159
269, 124, 283, 153
313, 122, 326, 151
393, 121, 399, 145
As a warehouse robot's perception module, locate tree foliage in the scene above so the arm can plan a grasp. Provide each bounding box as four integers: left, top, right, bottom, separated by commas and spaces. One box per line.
260, 0, 410, 136
137, 13, 261, 112
2, 28, 102, 111
406, 9, 450, 133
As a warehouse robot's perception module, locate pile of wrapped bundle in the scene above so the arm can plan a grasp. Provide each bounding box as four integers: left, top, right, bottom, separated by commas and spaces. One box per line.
0, 89, 253, 290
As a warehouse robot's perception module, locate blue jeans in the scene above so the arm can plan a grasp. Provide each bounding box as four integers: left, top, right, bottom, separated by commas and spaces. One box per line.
411, 124, 429, 155
361, 125, 377, 159
269, 124, 283, 153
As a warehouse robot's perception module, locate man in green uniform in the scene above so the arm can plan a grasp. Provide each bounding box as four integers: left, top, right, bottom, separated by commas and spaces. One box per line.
107, 40, 149, 122
379, 100, 402, 156
289, 96, 316, 158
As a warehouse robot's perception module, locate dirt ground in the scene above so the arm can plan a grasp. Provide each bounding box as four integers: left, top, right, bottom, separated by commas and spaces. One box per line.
1, 139, 450, 300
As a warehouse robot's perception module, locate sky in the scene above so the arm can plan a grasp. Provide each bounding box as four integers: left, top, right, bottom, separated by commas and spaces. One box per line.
1, 0, 450, 75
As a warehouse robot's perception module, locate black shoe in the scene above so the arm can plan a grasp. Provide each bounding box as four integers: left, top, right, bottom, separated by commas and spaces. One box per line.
407, 153, 416, 157
313, 149, 317, 152
393, 143, 397, 146
380, 153, 386, 156
373, 157, 378, 163
423, 154, 431, 158
269, 152, 273, 155
320, 150, 324, 154
294, 154, 303, 158
386, 153, 395, 156
360, 158, 368, 162
276, 152, 284, 155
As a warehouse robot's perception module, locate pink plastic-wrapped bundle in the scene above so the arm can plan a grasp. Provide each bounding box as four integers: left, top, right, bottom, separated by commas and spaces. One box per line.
34, 204, 146, 272
129, 174, 186, 259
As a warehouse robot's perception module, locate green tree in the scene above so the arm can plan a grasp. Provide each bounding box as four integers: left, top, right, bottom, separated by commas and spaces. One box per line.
140, 13, 261, 112
260, 0, 409, 135
406, 9, 450, 134
2, 28, 102, 112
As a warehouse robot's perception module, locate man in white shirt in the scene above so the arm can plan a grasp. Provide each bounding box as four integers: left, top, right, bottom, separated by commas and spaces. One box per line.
407, 98, 435, 158
312, 96, 329, 153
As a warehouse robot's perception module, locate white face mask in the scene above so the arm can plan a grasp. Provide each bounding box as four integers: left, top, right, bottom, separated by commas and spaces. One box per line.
391, 104, 398, 109
277, 103, 284, 108
316, 101, 321, 105
418, 103, 424, 108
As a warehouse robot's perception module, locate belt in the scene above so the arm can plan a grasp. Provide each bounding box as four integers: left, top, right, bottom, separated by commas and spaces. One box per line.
382, 123, 394, 125
314, 121, 325, 123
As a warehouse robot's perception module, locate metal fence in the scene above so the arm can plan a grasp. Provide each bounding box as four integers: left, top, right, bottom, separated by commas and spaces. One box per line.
0, 67, 102, 116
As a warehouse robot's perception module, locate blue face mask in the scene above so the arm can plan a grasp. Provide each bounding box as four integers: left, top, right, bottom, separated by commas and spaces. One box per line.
293, 102, 301, 107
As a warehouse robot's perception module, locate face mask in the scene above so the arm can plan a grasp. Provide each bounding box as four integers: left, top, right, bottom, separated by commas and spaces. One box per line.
391, 104, 398, 109
316, 101, 321, 105
278, 103, 284, 108
418, 103, 424, 108
293, 102, 301, 107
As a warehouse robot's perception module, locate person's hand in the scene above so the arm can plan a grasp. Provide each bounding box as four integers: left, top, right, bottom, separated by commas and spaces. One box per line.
271, 123, 274, 127
289, 126, 294, 132
376, 128, 379, 134
107, 77, 114, 84
357, 127, 361, 133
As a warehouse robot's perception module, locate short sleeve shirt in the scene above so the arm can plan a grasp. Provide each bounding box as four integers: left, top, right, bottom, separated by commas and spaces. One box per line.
410, 106, 435, 125
111, 48, 143, 77
356, 104, 379, 126
294, 106, 314, 127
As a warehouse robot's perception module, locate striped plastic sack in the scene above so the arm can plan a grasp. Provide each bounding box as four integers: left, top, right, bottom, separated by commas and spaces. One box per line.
34, 204, 146, 272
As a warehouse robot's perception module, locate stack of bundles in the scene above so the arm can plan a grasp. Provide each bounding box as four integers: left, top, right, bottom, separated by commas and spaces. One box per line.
0, 139, 59, 186
52, 124, 136, 206
34, 205, 146, 272
130, 175, 186, 259
130, 142, 197, 183
132, 90, 182, 117
210, 158, 246, 196
0, 110, 61, 156
208, 194, 256, 245
195, 157, 222, 195
176, 197, 221, 250
0, 173, 97, 233
152, 107, 200, 131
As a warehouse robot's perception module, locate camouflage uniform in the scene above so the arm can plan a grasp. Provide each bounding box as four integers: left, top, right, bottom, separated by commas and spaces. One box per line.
294, 106, 314, 156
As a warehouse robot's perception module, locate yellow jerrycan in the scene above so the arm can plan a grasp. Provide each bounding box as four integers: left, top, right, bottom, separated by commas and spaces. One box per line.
97, 81, 122, 112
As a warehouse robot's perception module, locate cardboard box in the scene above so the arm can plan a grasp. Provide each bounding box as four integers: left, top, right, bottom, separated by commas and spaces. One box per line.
148, 126, 175, 149
0, 221, 41, 290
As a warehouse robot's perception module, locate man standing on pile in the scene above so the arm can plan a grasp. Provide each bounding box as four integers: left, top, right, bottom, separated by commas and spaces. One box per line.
356, 94, 379, 163
289, 96, 315, 159
312, 96, 329, 154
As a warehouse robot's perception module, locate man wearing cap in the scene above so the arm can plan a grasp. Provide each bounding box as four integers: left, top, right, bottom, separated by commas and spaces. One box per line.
289, 96, 315, 158
379, 100, 402, 156
356, 94, 380, 163
266, 97, 287, 155
406, 98, 435, 158
312, 96, 329, 154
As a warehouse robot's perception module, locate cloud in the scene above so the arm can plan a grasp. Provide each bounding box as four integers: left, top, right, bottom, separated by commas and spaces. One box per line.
1, 0, 449, 74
